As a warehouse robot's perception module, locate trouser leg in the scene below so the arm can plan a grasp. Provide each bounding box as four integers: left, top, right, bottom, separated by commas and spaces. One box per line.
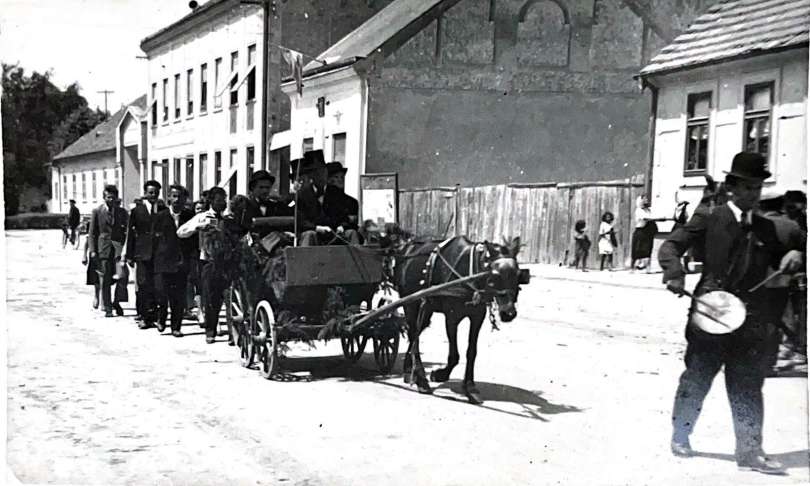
201, 262, 227, 339
672, 337, 724, 442
170, 271, 188, 332
298, 230, 318, 246
726, 321, 779, 458
136, 261, 156, 323
97, 254, 114, 311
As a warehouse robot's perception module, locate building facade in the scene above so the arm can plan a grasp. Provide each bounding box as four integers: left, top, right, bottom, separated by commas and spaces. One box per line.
281, 0, 720, 196
140, 1, 266, 200
51, 97, 146, 214
639, 0, 809, 219
137, 0, 379, 199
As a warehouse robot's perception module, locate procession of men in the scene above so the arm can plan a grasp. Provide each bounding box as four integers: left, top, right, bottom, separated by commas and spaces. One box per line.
84, 149, 360, 345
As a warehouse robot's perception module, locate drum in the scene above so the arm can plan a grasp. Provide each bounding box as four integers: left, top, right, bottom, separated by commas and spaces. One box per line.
690, 290, 747, 334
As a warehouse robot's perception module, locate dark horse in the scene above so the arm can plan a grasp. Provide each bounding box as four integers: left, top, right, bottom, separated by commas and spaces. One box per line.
395, 235, 525, 404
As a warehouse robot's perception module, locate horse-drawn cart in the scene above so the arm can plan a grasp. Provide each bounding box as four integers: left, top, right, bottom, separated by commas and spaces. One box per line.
226, 241, 402, 379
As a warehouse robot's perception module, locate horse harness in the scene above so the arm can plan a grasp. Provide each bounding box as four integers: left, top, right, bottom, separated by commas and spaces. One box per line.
418, 238, 515, 330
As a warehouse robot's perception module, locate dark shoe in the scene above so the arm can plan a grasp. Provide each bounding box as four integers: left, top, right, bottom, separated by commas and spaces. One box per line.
138, 321, 153, 330
112, 303, 124, 316
134, 314, 143, 323
206, 336, 216, 344
737, 454, 787, 475
671, 439, 694, 458
172, 330, 183, 338
104, 309, 114, 318
155, 321, 166, 333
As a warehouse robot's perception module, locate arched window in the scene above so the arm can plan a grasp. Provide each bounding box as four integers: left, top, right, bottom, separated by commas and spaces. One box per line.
515, 0, 570, 67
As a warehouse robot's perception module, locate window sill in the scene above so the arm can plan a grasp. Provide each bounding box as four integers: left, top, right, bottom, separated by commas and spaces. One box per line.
213, 107, 223, 113
246, 100, 256, 105
186, 115, 194, 121
174, 119, 181, 124
230, 104, 240, 109
682, 170, 707, 178
199, 110, 208, 117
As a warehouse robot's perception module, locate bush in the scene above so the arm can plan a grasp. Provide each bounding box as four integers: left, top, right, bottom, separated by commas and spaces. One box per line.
5, 212, 68, 230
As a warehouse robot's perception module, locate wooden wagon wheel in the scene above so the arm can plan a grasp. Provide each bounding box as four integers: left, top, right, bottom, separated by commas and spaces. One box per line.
340, 335, 368, 363
371, 294, 400, 374
372, 332, 399, 374
255, 300, 279, 379
225, 285, 245, 345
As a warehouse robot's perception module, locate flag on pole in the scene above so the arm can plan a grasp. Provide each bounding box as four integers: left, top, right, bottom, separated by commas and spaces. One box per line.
282, 47, 304, 97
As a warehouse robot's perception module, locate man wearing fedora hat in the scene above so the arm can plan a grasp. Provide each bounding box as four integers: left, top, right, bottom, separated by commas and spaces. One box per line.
290, 150, 333, 246
322, 161, 361, 244
659, 152, 805, 475
245, 169, 293, 238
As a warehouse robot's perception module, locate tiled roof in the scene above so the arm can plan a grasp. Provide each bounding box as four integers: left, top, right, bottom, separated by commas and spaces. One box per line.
304, 0, 458, 75
640, 0, 809, 77
54, 95, 147, 161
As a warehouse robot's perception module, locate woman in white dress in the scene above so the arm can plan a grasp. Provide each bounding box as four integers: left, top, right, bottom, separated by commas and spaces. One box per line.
598, 211, 616, 271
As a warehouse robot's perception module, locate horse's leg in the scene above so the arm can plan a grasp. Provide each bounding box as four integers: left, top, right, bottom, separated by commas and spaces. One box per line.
462, 306, 487, 405
402, 303, 420, 382
411, 305, 433, 394
431, 307, 461, 383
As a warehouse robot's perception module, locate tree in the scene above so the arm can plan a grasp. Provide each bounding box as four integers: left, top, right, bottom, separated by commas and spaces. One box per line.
2, 63, 107, 215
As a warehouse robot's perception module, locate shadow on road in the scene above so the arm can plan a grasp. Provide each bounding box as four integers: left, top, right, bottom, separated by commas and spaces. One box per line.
373, 379, 583, 422
690, 449, 809, 469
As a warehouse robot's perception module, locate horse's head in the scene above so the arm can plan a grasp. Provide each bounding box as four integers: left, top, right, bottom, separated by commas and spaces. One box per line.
482, 237, 527, 323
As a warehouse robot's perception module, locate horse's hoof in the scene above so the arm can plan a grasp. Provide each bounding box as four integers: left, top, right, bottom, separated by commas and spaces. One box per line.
430, 369, 450, 383
416, 376, 433, 395
463, 383, 483, 405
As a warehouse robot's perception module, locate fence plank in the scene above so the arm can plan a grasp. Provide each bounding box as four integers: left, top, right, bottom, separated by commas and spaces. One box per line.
398, 181, 644, 267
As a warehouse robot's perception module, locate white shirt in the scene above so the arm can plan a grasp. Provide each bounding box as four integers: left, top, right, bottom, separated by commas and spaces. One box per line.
177, 209, 221, 261
169, 207, 182, 228
726, 201, 752, 225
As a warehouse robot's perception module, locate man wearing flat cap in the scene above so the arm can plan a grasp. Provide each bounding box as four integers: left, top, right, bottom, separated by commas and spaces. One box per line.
659, 152, 805, 475
322, 162, 361, 244
290, 150, 332, 246
245, 169, 292, 238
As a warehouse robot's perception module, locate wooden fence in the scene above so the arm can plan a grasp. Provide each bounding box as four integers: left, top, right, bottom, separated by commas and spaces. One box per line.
398, 180, 646, 267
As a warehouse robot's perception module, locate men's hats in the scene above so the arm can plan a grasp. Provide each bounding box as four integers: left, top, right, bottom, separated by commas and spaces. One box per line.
249, 169, 276, 189
326, 162, 348, 176
724, 152, 771, 180
69, 199, 76, 204
290, 149, 326, 177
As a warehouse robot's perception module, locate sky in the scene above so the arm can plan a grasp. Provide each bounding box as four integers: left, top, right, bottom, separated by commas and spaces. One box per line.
1, 0, 193, 113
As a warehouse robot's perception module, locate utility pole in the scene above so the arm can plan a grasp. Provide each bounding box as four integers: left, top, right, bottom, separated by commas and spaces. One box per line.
97, 90, 115, 115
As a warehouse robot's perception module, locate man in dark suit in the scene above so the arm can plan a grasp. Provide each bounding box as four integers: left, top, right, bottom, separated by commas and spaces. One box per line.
153, 184, 195, 337
124, 180, 164, 329
245, 169, 293, 237
89, 185, 129, 317
322, 162, 361, 244
659, 152, 804, 475
67, 199, 81, 246
291, 150, 332, 246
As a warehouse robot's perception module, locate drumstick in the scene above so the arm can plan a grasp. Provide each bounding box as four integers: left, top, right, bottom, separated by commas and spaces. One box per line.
748, 270, 784, 292
691, 307, 733, 329
680, 289, 722, 313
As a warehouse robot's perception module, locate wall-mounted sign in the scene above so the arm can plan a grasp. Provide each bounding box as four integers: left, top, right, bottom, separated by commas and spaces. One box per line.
360, 173, 398, 229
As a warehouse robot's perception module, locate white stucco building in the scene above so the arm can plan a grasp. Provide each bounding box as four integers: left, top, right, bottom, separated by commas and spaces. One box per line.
51, 96, 146, 214
139, 0, 268, 200
639, 0, 808, 219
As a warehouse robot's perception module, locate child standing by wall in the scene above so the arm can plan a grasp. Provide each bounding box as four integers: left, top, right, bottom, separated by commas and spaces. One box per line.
598, 211, 617, 271
572, 219, 591, 271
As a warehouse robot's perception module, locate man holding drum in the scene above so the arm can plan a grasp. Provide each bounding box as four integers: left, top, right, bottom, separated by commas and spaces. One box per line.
659, 152, 805, 475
